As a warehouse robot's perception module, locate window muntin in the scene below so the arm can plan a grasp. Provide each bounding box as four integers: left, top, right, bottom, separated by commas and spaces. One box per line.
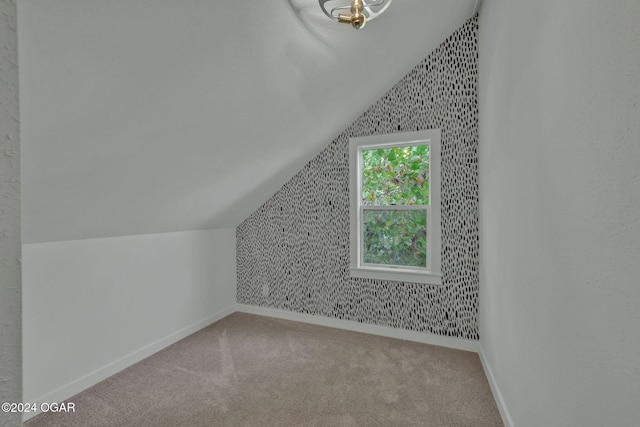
350, 130, 441, 285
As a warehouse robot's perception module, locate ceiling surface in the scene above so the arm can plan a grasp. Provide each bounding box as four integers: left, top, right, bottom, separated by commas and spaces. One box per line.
18, 0, 478, 243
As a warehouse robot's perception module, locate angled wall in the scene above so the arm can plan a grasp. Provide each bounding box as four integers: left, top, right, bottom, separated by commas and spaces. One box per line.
479, 0, 640, 425
23, 229, 237, 420
0, 0, 22, 424
237, 17, 479, 339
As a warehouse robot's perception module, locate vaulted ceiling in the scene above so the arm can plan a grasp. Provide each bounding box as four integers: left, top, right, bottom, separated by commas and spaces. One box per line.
18, 0, 478, 243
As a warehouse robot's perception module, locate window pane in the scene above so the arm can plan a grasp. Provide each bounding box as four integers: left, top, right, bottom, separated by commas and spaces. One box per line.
361, 145, 429, 206
362, 209, 427, 268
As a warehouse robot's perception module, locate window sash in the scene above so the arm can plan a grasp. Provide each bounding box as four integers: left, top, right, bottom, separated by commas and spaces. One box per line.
358, 201, 431, 272
357, 143, 430, 207
349, 129, 442, 285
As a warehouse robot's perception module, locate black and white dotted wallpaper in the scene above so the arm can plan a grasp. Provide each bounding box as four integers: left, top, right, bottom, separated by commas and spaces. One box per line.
237, 16, 479, 340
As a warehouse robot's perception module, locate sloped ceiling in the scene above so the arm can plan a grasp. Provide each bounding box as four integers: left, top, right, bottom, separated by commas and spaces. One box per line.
19, 0, 478, 243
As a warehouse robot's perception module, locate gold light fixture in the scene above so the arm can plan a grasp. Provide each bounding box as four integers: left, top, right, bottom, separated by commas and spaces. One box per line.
319, 0, 393, 29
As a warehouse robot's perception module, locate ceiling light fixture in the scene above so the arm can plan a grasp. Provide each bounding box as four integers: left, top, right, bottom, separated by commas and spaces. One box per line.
319, 0, 392, 29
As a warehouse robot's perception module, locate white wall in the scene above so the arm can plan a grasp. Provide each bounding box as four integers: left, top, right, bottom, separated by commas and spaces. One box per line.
18, 0, 475, 244
0, 0, 22, 425
478, 0, 640, 426
23, 228, 236, 417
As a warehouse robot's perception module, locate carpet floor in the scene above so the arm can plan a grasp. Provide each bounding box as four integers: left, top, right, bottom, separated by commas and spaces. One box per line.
25, 312, 503, 426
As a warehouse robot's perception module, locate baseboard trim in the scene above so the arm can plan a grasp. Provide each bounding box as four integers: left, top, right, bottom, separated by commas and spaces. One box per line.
478, 344, 514, 427
25, 303, 480, 422
235, 304, 480, 353
22, 305, 236, 422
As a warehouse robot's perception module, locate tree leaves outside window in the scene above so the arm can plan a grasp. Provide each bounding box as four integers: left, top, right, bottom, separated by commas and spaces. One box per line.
361, 145, 429, 267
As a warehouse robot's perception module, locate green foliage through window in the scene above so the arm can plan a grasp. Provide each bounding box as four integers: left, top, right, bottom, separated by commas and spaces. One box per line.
361, 144, 429, 268
362, 209, 427, 267
361, 145, 429, 206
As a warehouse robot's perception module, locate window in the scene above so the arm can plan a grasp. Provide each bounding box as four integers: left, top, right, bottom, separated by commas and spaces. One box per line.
349, 130, 441, 285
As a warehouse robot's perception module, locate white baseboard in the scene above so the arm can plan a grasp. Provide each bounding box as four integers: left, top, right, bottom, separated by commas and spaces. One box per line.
22, 305, 236, 422
234, 304, 480, 353
478, 344, 514, 427
25, 303, 481, 422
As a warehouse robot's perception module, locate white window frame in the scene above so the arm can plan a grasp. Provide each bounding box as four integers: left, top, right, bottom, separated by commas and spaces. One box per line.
349, 130, 442, 285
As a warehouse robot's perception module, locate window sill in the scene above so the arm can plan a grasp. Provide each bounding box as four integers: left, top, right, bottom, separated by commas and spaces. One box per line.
350, 267, 442, 285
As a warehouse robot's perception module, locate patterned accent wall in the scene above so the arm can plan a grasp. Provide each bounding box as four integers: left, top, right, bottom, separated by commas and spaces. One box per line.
237, 17, 479, 339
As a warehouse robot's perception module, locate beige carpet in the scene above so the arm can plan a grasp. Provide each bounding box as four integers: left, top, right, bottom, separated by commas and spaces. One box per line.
25, 312, 503, 426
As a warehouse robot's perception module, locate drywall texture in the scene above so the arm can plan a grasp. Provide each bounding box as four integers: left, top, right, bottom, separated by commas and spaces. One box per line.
23, 229, 237, 413
0, 0, 22, 424
238, 17, 479, 339
479, 0, 640, 425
